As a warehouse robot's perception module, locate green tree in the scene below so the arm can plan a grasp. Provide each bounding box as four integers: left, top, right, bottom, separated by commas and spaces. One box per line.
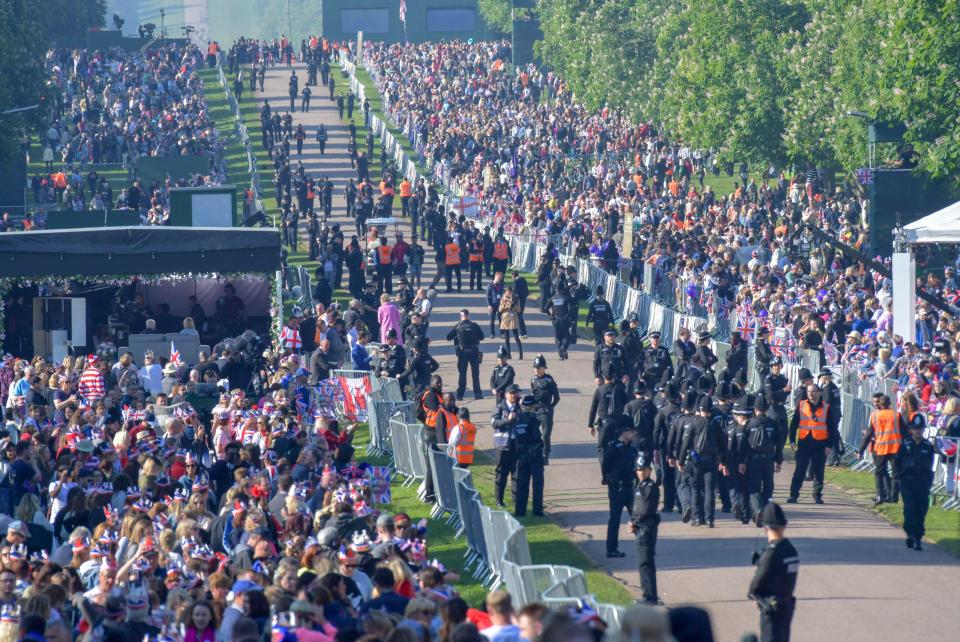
478, 0, 512, 34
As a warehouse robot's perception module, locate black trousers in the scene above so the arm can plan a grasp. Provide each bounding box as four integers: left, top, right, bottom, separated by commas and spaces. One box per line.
422, 428, 440, 502
552, 318, 570, 356
456, 349, 481, 396
515, 448, 544, 516
657, 460, 678, 511
445, 263, 462, 291
901, 478, 930, 540
635, 519, 659, 602
536, 408, 554, 457
747, 457, 776, 518
375, 264, 393, 294
727, 466, 747, 514
494, 448, 515, 505
469, 261, 483, 289
873, 452, 900, 502
759, 598, 795, 642
790, 442, 826, 499
677, 465, 694, 513
606, 483, 633, 553
718, 470, 733, 511
692, 458, 718, 522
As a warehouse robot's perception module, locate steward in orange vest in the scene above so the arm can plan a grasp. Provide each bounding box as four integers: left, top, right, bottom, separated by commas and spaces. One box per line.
446, 408, 477, 466
418, 381, 444, 503
787, 386, 838, 504
858, 394, 906, 504
443, 237, 463, 292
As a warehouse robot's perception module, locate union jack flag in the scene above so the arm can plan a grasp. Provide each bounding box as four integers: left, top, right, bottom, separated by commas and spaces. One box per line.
122, 405, 146, 423
169, 342, 181, 367
855, 168, 874, 185
736, 309, 756, 343
824, 339, 840, 366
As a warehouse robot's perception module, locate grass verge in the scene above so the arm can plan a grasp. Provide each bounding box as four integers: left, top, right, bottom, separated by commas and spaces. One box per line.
825, 467, 960, 556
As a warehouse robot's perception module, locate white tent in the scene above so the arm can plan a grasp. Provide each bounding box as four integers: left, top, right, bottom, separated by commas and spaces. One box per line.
902, 199, 960, 243
894, 199, 960, 340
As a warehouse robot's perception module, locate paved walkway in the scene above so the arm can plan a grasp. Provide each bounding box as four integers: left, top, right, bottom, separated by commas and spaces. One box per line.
256, 62, 960, 642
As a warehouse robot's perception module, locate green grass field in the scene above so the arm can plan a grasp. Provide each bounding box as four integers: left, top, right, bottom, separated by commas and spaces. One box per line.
825, 467, 960, 556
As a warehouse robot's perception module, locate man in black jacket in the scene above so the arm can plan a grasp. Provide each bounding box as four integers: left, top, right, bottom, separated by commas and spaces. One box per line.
588, 369, 628, 463
678, 395, 728, 527
446, 309, 485, 401
491, 384, 522, 508
749, 503, 799, 642
787, 384, 839, 504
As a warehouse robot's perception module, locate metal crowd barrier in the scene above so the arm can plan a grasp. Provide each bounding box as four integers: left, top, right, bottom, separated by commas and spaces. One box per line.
428, 448, 461, 528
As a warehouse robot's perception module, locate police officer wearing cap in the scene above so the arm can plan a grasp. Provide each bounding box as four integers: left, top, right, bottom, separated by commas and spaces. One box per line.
749, 502, 798, 642
586, 285, 615, 345
673, 327, 696, 379
530, 355, 560, 464
763, 356, 791, 445
630, 452, 661, 605
694, 331, 718, 372
678, 395, 728, 527
714, 382, 738, 515
653, 383, 683, 513
491, 384, 522, 508
513, 394, 545, 517
593, 330, 626, 384
643, 332, 673, 384
624, 380, 657, 459
897, 413, 936, 550
755, 326, 773, 378
545, 282, 572, 360
588, 367, 628, 463
818, 368, 844, 466
446, 309, 485, 401
620, 319, 643, 385
788, 383, 839, 504
489, 347, 515, 403
667, 390, 699, 519
602, 425, 639, 558
738, 397, 784, 525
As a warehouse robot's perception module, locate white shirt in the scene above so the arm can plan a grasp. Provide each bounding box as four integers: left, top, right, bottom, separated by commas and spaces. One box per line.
139, 364, 163, 396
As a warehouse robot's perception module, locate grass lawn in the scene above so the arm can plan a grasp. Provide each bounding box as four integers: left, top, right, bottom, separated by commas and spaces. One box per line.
825, 467, 960, 556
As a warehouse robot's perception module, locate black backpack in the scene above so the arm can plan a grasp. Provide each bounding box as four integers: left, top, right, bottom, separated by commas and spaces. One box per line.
748, 421, 776, 454
459, 322, 480, 348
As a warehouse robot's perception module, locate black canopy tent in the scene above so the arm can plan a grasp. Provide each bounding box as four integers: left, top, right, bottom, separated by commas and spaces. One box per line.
0, 226, 282, 277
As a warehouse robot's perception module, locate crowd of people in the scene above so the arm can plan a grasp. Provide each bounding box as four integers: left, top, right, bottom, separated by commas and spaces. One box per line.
19, 42, 227, 227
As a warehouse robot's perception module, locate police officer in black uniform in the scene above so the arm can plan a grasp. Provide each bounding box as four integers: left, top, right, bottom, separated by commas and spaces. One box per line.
749, 502, 799, 642
678, 395, 728, 527
566, 267, 589, 343
743, 396, 784, 525
624, 380, 657, 459
588, 368, 628, 463
668, 391, 699, 520
755, 326, 773, 379
622, 314, 644, 380
489, 347, 515, 403
530, 355, 560, 464
379, 330, 407, 380
593, 330, 626, 384
897, 413, 936, 550
602, 425, 638, 558
491, 384, 521, 508
546, 283, 572, 360
586, 285, 614, 345
643, 331, 674, 384
763, 357, 791, 446
513, 394, 545, 517
630, 452, 661, 605
673, 327, 696, 379
446, 308, 485, 401
653, 383, 683, 513
818, 368, 845, 466
713, 382, 737, 515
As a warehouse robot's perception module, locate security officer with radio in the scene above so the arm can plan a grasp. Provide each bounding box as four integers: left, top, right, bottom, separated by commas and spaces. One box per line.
749, 502, 798, 642
602, 426, 638, 558
788, 384, 839, 504
446, 308, 485, 401
513, 394, 545, 517
678, 395, 728, 527
739, 397, 784, 526
489, 347, 515, 403
586, 285, 614, 344
764, 357, 791, 445
546, 279, 572, 360
653, 383, 683, 513
530, 355, 561, 464
643, 331, 673, 384
588, 368, 628, 463
593, 330, 626, 384
630, 452, 661, 605
491, 384, 522, 508
897, 413, 936, 550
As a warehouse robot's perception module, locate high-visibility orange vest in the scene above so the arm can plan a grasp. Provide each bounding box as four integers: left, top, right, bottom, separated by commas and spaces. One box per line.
469, 242, 483, 263
380, 181, 394, 196
420, 390, 442, 428
870, 408, 901, 456
207, 43, 218, 56
445, 242, 461, 266
377, 245, 392, 265
797, 400, 829, 441
452, 420, 477, 465
493, 241, 508, 260
399, 181, 412, 197
438, 407, 458, 436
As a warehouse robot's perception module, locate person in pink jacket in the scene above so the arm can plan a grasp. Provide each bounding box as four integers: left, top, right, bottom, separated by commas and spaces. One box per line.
377, 294, 404, 345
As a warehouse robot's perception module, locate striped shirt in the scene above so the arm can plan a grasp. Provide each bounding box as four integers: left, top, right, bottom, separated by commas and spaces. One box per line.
78, 366, 105, 402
